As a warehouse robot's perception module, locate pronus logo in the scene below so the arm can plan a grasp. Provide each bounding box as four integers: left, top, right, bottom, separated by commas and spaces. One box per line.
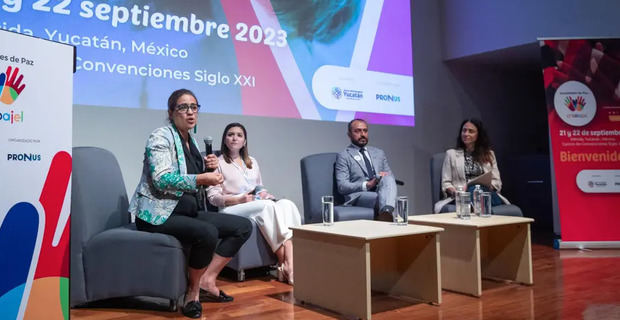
331, 87, 342, 100
553, 81, 596, 127
1, 66, 26, 105
7, 153, 41, 161
376, 93, 401, 102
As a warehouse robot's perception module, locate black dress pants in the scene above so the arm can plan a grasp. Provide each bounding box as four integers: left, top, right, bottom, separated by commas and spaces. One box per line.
136, 211, 252, 269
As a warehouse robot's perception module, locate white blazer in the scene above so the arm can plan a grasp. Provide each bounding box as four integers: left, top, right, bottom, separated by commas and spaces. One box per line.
434, 148, 509, 213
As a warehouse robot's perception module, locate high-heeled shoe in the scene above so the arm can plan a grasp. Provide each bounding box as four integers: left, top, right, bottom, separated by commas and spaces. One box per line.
283, 269, 294, 285
276, 265, 285, 282
277, 265, 294, 285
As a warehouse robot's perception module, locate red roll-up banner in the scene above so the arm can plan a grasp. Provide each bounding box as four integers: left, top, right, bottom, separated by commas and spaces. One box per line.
540, 38, 620, 246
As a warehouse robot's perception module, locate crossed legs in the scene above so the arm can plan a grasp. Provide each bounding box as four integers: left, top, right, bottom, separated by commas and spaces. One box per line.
220, 199, 301, 285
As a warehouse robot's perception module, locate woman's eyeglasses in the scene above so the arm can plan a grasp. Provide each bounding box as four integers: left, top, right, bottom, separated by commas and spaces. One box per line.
175, 103, 201, 113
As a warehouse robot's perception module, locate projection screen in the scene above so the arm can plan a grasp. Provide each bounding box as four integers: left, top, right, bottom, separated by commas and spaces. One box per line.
1, 0, 414, 126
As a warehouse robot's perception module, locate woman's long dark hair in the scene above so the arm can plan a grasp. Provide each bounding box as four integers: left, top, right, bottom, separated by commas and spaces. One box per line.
221, 122, 253, 169
456, 118, 493, 164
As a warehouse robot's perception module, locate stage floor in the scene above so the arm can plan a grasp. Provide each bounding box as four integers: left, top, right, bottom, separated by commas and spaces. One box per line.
71, 229, 620, 320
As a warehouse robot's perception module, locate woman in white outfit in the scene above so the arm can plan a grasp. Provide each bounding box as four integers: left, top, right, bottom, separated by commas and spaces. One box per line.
207, 123, 301, 284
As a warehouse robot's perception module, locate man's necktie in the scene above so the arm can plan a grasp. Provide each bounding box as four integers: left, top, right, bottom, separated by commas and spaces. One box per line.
360, 147, 376, 179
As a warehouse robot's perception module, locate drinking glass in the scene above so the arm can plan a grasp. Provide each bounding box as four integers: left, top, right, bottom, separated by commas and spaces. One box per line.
321, 195, 334, 226
456, 191, 471, 220
394, 196, 409, 225
479, 192, 492, 218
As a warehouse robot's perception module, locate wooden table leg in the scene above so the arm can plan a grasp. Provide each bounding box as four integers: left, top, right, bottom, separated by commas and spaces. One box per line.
481, 223, 533, 285
437, 225, 481, 297
293, 231, 371, 319
370, 233, 442, 304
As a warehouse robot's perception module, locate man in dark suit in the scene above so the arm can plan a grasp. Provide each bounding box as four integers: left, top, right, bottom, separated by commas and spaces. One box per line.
335, 119, 398, 221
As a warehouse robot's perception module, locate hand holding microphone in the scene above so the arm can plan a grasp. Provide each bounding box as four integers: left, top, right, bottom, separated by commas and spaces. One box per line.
198, 136, 220, 186
203, 136, 217, 172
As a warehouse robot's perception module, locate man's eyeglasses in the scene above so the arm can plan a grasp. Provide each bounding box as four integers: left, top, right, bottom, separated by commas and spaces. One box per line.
175, 103, 201, 113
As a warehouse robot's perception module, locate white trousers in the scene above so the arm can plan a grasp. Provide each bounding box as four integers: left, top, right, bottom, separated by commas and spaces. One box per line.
220, 199, 302, 252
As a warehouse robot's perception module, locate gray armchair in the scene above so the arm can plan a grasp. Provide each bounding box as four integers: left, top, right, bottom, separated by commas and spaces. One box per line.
430, 152, 523, 216
71, 147, 186, 310
300, 153, 375, 223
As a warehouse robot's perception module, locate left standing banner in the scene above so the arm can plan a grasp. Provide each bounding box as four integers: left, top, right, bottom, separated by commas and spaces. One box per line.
0, 31, 74, 320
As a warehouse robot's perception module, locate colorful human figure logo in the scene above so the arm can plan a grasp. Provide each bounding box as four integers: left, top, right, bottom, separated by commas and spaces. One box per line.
0, 66, 27, 105
564, 96, 586, 112
0, 152, 71, 320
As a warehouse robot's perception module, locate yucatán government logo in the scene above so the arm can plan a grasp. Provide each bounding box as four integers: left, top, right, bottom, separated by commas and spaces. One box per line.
1, 66, 27, 105
331, 87, 363, 100
553, 81, 596, 127
343, 89, 363, 100
332, 87, 343, 99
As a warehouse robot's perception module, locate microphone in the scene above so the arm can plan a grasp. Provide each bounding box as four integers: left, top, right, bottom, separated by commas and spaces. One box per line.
204, 136, 214, 172
204, 136, 213, 155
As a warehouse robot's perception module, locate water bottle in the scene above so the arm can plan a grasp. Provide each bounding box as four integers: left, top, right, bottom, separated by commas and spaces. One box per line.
473, 184, 482, 216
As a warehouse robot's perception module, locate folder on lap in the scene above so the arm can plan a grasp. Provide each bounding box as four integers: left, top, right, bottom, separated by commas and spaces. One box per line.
467, 171, 492, 188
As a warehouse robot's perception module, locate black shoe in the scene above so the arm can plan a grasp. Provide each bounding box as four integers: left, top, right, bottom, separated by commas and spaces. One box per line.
376, 205, 394, 221
181, 300, 202, 318
199, 289, 234, 302
376, 211, 392, 221
380, 205, 395, 214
